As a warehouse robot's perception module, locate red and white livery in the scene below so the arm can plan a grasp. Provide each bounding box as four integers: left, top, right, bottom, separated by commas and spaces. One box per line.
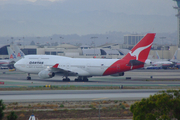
14, 33, 156, 81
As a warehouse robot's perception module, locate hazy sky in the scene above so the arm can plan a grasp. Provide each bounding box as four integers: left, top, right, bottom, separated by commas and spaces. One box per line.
0, 0, 176, 15
0, 0, 178, 36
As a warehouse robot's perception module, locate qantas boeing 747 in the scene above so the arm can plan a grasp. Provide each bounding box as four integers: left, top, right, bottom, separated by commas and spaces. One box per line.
14, 33, 156, 81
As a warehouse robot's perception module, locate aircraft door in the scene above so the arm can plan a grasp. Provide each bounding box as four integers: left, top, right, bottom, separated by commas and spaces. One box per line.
101, 63, 105, 70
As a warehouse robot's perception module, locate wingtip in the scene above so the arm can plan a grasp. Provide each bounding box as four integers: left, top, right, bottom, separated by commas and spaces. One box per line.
53, 64, 59, 68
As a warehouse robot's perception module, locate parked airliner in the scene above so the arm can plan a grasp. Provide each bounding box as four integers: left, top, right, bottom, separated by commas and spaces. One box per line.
0, 47, 15, 66
170, 50, 179, 63
0, 46, 20, 69
148, 51, 173, 69
4, 45, 25, 68
14, 33, 156, 81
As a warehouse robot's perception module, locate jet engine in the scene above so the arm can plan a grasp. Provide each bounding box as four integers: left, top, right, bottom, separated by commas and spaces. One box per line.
38, 70, 55, 79
111, 72, 124, 77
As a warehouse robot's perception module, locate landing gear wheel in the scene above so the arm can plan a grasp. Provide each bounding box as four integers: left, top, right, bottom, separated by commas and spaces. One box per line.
83, 77, 88, 82
27, 73, 31, 80
62, 77, 70, 82
75, 78, 79, 82
75, 77, 88, 82
75, 76, 82, 82
27, 76, 31, 80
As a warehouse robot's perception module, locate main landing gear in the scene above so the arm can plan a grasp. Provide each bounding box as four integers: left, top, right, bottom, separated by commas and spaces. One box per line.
62, 76, 70, 82
74, 76, 88, 82
62, 76, 88, 82
27, 73, 31, 80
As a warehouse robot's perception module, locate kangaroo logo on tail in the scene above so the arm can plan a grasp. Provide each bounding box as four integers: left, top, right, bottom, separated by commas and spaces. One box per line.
129, 43, 152, 60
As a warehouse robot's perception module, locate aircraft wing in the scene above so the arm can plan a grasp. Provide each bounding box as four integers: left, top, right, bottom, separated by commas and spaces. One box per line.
50, 63, 91, 76
50, 64, 78, 76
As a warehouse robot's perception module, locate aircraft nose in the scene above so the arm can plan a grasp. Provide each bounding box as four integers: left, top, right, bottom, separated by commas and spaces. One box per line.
14, 62, 18, 68
14, 60, 20, 69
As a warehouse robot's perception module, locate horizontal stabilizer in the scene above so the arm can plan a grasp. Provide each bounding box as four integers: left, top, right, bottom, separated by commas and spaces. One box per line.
127, 60, 144, 66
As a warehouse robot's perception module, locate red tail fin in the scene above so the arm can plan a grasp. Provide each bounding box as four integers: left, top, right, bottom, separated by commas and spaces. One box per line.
103, 33, 156, 76
122, 33, 156, 63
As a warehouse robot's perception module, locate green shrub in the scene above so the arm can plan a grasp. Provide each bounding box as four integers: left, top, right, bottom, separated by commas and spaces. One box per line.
60, 104, 64, 108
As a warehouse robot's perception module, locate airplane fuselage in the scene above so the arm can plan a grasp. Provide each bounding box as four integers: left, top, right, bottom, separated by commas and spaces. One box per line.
15, 55, 120, 76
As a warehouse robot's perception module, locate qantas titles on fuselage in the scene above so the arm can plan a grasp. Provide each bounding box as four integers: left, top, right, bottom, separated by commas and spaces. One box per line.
14, 33, 156, 80
29, 61, 44, 64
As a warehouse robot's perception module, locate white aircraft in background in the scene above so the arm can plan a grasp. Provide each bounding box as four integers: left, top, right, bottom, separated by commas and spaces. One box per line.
5, 45, 25, 69
13, 45, 25, 60
0, 46, 18, 69
14, 33, 155, 81
168, 50, 180, 68
147, 51, 173, 69
169, 50, 178, 63
155, 51, 169, 61
0, 59, 12, 69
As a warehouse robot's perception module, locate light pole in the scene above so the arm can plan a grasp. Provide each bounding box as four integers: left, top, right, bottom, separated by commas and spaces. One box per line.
159, 37, 166, 59
60, 37, 64, 44
98, 104, 101, 120
11, 37, 13, 44
91, 37, 98, 58
7, 39, 9, 45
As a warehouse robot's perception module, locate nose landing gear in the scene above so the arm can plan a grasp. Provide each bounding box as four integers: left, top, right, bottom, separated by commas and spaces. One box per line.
27, 73, 31, 80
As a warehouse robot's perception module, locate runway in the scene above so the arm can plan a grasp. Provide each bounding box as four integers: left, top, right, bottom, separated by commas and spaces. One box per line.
0, 69, 180, 102
1, 69, 180, 87
0, 89, 165, 102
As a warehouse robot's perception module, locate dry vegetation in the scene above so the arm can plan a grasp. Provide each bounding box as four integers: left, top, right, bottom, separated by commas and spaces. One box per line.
0, 85, 177, 91
3, 100, 134, 120
0, 85, 126, 91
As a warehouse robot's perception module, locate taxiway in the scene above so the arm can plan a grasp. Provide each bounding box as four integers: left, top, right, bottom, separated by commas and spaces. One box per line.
0, 69, 180, 102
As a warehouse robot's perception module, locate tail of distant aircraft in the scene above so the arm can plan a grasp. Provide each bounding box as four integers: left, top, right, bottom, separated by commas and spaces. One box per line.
7, 47, 17, 61
155, 51, 160, 59
7, 45, 25, 62
13, 45, 25, 60
172, 50, 178, 60
103, 33, 156, 75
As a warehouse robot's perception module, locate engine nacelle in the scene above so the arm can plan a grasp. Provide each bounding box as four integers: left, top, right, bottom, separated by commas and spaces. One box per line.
38, 70, 55, 79
111, 72, 124, 77
144, 59, 152, 67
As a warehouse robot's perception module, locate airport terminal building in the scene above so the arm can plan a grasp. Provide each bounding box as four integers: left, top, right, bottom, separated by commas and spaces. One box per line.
0, 34, 179, 60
